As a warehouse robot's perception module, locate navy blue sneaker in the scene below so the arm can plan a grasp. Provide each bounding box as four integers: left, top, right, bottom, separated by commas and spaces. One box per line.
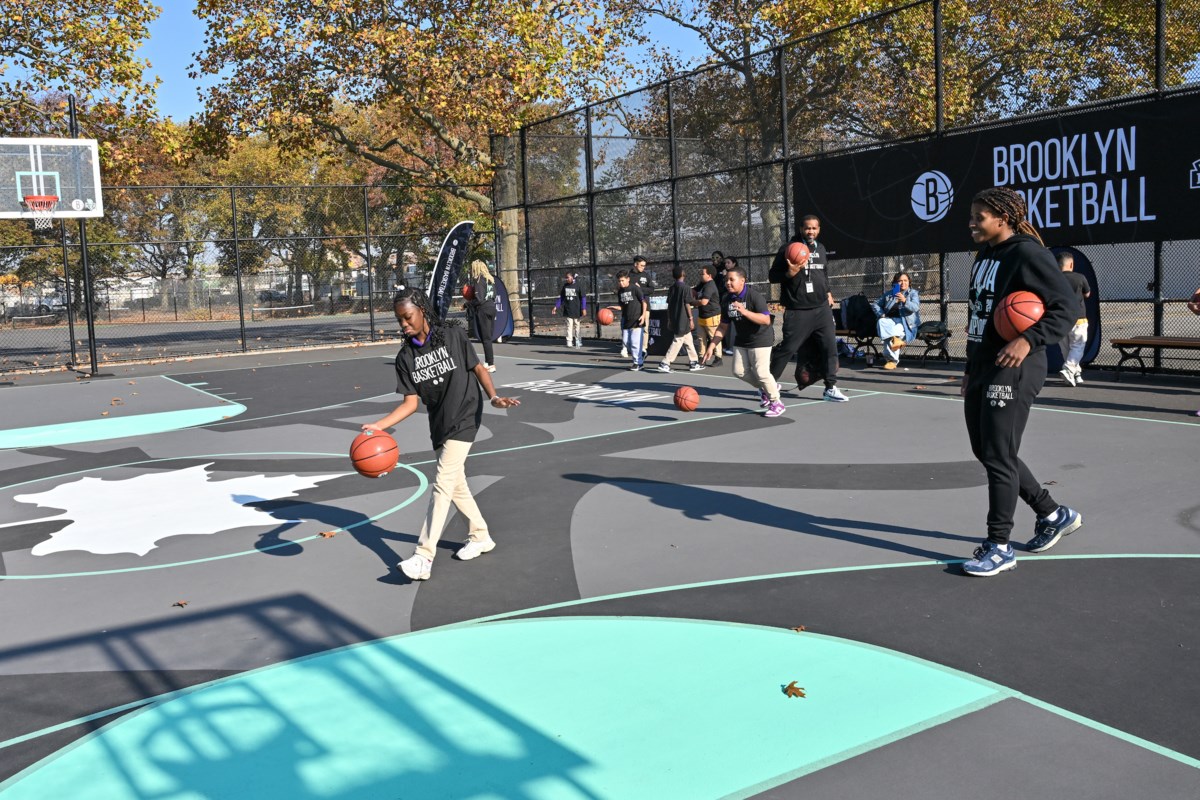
963, 540, 1016, 577
1028, 506, 1083, 553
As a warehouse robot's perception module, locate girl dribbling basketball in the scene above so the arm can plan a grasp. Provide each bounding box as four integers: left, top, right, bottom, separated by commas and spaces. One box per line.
363, 286, 519, 582
961, 187, 1083, 576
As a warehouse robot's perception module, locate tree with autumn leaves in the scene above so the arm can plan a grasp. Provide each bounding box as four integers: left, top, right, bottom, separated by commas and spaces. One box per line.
190, 0, 637, 319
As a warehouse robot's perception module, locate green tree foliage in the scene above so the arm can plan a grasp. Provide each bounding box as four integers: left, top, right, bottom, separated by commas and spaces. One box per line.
0, 0, 161, 179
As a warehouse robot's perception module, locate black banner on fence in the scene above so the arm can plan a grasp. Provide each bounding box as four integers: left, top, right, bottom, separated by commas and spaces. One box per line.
793, 92, 1200, 259
427, 220, 474, 319
492, 276, 515, 340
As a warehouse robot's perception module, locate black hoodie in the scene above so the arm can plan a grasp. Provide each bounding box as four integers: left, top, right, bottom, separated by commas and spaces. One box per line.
965, 233, 1075, 371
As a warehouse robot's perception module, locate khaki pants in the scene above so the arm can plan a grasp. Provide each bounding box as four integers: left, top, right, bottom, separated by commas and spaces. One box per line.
661, 330, 699, 364
697, 316, 721, 358
732, 346, 779, 401
565, 316, 581, 344
415, 438, 489, 560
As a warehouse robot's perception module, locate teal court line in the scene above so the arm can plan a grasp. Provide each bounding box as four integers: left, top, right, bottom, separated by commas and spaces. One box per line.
0, 453, 428, 580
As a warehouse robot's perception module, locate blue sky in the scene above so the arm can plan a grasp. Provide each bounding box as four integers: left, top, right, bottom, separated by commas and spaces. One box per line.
138, 0, 708, 122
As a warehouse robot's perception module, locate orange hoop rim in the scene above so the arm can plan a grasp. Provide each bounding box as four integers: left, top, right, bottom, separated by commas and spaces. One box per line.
22, 194, 59, 212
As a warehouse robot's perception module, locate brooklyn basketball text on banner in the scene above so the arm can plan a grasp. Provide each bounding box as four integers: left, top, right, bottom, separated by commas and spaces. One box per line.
793, 92, 1200, 259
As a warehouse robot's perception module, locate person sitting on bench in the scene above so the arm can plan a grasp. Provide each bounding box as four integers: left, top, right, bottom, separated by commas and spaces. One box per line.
873, 272, 920, 370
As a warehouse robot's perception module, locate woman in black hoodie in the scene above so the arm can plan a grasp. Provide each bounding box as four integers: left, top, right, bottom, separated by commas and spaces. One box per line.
961, 187, 1083, 577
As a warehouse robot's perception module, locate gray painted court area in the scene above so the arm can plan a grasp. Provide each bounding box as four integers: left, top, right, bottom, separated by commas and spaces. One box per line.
0, 339, 1197, 797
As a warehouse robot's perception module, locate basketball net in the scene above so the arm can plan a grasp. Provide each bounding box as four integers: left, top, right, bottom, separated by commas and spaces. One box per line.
22, 195, 58, 230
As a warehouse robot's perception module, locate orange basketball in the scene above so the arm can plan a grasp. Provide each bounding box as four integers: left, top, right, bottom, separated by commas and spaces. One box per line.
350, 431, 399, 478
786, 241, 810, 265
993, 290, 1044, 342
597, 307, 614, 325
462, 284, 475, 301
674, 386, 700, 412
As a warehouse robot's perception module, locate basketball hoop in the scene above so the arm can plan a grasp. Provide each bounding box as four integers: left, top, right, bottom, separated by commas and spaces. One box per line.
22, 195, 59, 230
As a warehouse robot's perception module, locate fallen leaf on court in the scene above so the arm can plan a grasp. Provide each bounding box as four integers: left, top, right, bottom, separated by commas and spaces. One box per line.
1043, 480, 1057, 485
784, 681, 806, 698
111, 398, 123, 405
318, 531, 338, 538
913, 385, 926, 390
100, 411, 109, 416
128, 381, 136, 385
791, 626, 806, 633
354, 385, 361, 389
173, 601, 189, 608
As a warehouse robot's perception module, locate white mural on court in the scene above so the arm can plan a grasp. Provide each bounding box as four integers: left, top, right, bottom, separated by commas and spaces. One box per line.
9, 463, 347, 557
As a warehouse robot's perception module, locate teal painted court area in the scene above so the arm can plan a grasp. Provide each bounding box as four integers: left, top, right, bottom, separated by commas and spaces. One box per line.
0, 618, 1004, 800
0, 376, 245, 449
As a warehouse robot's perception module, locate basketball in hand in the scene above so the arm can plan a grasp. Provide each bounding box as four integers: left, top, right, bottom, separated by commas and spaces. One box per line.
786, 241, 810, 266
350, 431, 399, 478
993, 291, 1044, 342
597, 307, 614, 325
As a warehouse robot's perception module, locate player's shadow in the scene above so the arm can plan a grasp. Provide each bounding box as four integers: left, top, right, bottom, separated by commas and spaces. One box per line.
248, 493, 456, 585
563, 474, 973, 561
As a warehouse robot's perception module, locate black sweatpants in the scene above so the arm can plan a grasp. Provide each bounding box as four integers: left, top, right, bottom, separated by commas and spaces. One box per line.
963, 349, 1058, 545
475, 309, 496, 365
770, 308, 838, 387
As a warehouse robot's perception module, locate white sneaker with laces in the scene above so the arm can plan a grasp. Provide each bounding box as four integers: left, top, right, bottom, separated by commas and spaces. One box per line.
823, 386, 849, 403
457, 536, 496, 561
655, 363, 671, 373
398, 554, 432, 581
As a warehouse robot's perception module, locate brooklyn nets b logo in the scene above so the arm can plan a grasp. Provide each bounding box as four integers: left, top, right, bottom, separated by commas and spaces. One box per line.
911, 170, 955, 222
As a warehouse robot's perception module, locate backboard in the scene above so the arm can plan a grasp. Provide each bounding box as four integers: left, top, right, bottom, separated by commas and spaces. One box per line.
0, 138, 104, 221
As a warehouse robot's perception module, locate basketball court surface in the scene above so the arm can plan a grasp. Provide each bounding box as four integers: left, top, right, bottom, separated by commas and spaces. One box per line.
1, 338, 1198, 799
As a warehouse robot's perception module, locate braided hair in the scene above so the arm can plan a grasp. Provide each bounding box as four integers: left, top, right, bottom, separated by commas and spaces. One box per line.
393, 285, 460, 350
972, 187, 1043, 246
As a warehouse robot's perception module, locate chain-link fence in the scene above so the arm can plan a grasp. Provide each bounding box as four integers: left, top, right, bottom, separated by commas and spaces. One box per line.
493, 0, 1200, 372
0, 185, 494, 372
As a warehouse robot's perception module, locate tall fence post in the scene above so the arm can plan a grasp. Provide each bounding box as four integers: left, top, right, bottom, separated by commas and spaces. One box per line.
59, 219, 78, 367
1155, 0, 1165, 93
520, 127, 535, 336
1153, 240, 1163, 369
934, 0, 944, 134
230, 187, 248, 351
363, 185, 376, 341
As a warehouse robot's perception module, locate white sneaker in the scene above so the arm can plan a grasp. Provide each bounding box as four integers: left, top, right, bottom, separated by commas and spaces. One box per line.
1059, 368, 1076, 387
457, 536, 496, 561
620, 347, 629, 358
398, 554, 432, 581
575, 340, 583, 348
688, 362, 705, 371
823, 386, 849, 403
1074, 371, 1084, 384
655, 363, 671, 373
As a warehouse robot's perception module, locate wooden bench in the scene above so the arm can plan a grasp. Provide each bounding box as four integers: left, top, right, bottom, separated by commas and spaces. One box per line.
1110, 336, 1200, 379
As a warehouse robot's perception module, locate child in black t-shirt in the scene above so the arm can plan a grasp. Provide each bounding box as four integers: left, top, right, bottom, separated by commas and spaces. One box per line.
364, 286, 520, 582
701, 265, 784, 417
552, 270, 587, 348
1055, 251, 1091, 387
608, 271, 647, 370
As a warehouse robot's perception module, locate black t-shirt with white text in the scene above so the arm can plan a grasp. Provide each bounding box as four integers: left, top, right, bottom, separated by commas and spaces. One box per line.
694, 279, 720, 319
559, 283, 583, 318
618, 284, 645, 329
720, 284, 774, 349
394, 324, 482, 449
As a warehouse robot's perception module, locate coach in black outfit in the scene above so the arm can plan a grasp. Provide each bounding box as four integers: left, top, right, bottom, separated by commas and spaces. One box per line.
768, 215, 848, 403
